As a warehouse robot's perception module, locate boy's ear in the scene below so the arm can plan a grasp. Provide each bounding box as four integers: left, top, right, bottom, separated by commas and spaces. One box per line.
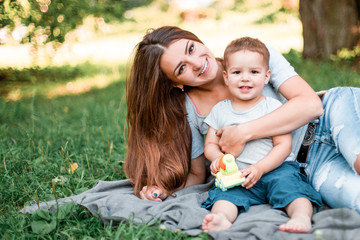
264, 69, 271, 84
223, 71, 229, 85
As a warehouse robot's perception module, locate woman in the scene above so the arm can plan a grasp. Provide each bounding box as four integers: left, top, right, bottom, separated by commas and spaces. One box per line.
125, 27, 207, 200
125, 26, 360, 213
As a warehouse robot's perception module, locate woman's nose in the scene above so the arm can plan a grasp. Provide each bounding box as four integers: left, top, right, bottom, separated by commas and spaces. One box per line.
187, 57, 202, 70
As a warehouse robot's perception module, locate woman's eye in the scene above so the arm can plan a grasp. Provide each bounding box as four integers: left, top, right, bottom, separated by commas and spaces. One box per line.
178, 65, 185, 75
189, 43, 194, 54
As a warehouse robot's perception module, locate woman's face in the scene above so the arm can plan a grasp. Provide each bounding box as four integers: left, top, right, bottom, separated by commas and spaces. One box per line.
160, 39, 219, 88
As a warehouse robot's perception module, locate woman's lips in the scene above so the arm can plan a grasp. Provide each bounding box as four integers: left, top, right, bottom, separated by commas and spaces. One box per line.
199, 59, 208, 76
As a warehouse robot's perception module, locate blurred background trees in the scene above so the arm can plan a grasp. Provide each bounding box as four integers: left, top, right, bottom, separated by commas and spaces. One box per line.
0, 0, 153, 45
1, 0, 359, 64
300, 0, 360, 59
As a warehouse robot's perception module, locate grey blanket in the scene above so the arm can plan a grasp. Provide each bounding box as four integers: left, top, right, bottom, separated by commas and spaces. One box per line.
23, 179, 360, 240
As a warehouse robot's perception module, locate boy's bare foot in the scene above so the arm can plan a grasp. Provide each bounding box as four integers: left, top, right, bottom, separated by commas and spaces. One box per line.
278, 214, 312, 233
201, 213, 232, 232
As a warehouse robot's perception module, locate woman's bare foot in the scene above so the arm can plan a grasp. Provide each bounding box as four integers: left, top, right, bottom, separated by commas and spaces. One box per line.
201, 213, 232, 232
278, 214, 312, 233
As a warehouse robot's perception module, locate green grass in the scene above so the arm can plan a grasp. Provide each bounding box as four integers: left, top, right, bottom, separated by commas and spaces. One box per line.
1, 46, 360, 239
0, 92, 207, 239
284, 49, 360, 90
0, 72, 211, 239
0, 80, 119, 237
2, 0, 360, 238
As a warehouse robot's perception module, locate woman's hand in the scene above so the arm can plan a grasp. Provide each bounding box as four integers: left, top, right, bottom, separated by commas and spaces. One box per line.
240, 164, 264, 189
216, 125, 248, 157
139, 186, 168, 202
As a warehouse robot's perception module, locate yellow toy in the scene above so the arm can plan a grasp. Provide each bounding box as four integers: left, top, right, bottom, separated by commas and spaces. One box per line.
215, 154, 245, 191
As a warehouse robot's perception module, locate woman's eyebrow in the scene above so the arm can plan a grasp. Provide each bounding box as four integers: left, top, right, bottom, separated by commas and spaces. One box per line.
184, 40, 189, 55
173, 40, 190, 76
173, 62, 182, 76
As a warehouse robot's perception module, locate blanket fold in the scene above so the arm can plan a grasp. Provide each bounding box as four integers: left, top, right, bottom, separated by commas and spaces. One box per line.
22, 179, 360, 240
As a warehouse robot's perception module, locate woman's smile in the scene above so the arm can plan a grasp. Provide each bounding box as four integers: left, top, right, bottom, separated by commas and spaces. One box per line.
160, 39, 218, 87
199, 58, 209, 76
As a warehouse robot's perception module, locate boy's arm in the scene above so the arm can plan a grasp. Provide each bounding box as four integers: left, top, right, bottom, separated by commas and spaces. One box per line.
241, 132, 292, 189
204, 126, 225, 175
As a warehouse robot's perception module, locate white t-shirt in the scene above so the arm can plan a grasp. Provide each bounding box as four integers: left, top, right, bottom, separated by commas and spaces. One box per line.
205, 97, 295, 169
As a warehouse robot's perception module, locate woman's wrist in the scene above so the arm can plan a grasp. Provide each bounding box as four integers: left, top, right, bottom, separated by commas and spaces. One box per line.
237, 123, 253, 143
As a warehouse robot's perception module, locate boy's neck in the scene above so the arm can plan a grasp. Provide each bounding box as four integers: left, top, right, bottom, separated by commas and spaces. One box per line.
230, 95, 265, 111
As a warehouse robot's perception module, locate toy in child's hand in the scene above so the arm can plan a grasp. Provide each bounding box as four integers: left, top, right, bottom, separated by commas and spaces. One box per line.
215, 154, 245, 191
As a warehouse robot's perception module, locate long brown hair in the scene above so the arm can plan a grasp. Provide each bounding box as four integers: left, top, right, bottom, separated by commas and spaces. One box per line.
125, 26, 203, 196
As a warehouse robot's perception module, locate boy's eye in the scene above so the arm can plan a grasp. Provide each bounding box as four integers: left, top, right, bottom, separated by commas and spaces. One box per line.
251, 70, 259, 74
233, 71, 240, 74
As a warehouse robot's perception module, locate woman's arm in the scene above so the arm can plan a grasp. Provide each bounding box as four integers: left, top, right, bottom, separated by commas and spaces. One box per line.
184, 154, 206, 187
217, 76, 324, 157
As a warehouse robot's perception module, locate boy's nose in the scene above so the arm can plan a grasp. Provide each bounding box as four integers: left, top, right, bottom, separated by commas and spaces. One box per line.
241, 73, 250, 81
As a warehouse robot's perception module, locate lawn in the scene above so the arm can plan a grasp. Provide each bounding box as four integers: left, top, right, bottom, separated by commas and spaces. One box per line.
1, 1, 360, 239
1, 75, 212, 239
2, 54, 360, 240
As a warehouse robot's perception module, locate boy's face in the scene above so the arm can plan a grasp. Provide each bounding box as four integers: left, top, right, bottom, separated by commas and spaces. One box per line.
223, 50, 271, 103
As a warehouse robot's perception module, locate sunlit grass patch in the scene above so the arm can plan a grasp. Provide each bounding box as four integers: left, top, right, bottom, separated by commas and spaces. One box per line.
1, 63, 126, 101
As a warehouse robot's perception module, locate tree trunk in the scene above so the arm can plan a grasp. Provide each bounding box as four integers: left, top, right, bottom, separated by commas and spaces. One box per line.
299, 0, 360, 59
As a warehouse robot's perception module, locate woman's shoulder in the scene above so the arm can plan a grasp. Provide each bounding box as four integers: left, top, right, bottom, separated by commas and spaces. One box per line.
265, 44, 298, 90
185, 93, 202, 116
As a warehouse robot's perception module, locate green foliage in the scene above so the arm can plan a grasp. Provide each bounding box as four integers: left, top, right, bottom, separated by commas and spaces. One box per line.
284, 49, 360, 91
333, 46, 360, 71
254, 7, 299, 24
0, 0, 153, 44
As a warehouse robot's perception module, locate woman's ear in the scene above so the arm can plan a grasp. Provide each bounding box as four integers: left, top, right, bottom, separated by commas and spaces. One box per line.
174, 84, 184, 91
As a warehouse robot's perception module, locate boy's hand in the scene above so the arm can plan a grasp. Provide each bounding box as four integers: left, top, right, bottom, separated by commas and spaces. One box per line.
210, 156, 223, 176
240, 164, 263, 189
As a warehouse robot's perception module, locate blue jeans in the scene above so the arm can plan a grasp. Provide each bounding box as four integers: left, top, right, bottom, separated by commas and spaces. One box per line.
305, 87, 360, 212
202, 162, 322, 212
